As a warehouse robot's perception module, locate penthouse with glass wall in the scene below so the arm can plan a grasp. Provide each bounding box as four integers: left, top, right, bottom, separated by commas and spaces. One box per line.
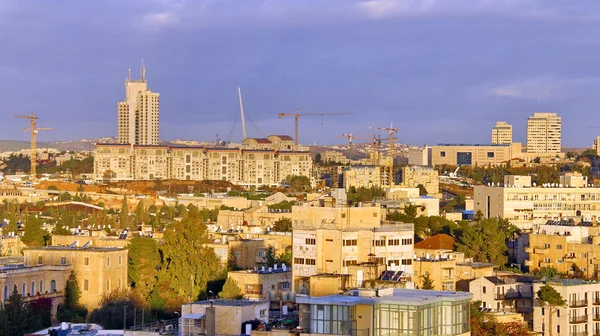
296, 288, 472, 336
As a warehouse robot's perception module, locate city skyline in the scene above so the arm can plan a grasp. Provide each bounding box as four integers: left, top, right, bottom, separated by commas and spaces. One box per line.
2, 1, 600, 147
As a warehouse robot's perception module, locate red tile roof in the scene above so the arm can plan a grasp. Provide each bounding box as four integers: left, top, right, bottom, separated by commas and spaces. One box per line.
414, 234, 455, 250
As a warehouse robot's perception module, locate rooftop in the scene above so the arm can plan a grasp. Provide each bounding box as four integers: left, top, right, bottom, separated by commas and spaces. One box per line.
27, 246, 123, 252
190, 299, 268, 307
548, 279, 600, 287
414, 234, 455, 250
436, 143, 511, 147
296, 288, 471, 306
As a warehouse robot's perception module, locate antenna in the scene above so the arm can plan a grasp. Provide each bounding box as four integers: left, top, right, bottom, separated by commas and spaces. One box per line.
238, 87, 247, 140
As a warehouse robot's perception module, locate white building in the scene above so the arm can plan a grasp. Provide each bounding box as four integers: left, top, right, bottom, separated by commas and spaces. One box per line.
526, 112, 561, 154
492, 121, 513, 145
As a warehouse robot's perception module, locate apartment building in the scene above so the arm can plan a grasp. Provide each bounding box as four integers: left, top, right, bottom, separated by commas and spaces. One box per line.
474, 174, 600, 231
492, 121, 513, 145
94, 138, 312, 188
469, 275, 536, 323
227, 265, 292, 301
180, 300, 270, 336
117, 63, 160, 145
343, 166, 381, 189
407, 146, 431, 166
296, 288, 472, 336
291, 205, 414, 293
533, 279, 600, 336
399, 165, 439, 196
217, 205, 290, 230
322, 151, 348, 164
527, 112, 561, 154
431, 143, 522, 167
23, 246, 128, 309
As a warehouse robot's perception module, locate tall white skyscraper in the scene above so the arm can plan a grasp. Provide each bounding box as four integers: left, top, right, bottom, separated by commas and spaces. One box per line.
526, 112, 561, 153
117, 63, 160, 145
491, 121, 513, 144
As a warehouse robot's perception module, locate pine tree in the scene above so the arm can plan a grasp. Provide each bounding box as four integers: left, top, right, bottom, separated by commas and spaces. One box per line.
21, 215, 46, 247
537, 284, 566, 336
219, 278, 242, 299
120, 196, 131, 229
128, 237, 161, 300
420, 272, 435, 290
57, 271, 87, 322
1, 287, 41, 336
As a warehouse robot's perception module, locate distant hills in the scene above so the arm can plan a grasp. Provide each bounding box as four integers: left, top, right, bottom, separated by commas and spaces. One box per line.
0, 138, 115, 152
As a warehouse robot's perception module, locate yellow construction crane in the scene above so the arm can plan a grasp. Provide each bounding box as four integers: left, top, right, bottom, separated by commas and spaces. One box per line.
369, 123, 398, 187
336, 132, 374, 168
278, 108, 358, 146
14, 112, 53, 178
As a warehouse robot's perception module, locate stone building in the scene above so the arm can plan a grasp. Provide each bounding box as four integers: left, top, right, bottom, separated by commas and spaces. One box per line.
227, 265, 292, 301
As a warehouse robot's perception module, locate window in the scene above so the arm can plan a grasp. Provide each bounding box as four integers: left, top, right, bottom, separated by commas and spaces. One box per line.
343, 239, 357, 246
344, 260, 357, 267
306, 259, 316, 265
311, 305, 355, 335
325, 239, 334, 242
373, 239, 386, 247
305, 238, 316, 245
483, 286, 486, 294
556, 244, 563, 249
37, 256, 43, 265
22, 283, 26, 295
294, 258, 305, 265
31, 282, 35, 295
84, 258, 89, 266
61, 257, 66, 265
401, 259, 412, 265
106, 279, 110, 291
246, 284, 263, 295
84, 280, 89, 291
326, 259, 333, 263
387, 260, 400, 266
107, 257, 111, 266
388, 239, 400, 246
3, 285, 7, 302
39, 281, 43, 293
375, 257, 385, 265
440, 151, 446, 157
402, 238, 413, 245
487, 152, 494, 158
278, 282, 291, 290
260, 309, 267, 317
257, 250, 266, 258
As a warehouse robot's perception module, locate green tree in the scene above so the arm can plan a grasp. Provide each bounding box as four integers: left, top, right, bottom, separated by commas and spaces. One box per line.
285, 175, 311, 192
265, 245, 277, 267
0, 287, 41, 336
272, 218, 292, 232
158, 208, 222, 303
314, 153, 322, 164
456, 218, 515, 266
420, 272, 435, 290
21, 215, 46, 247
416, 184, 428, 196
29, 298, 53, 328
227, 250, 241, 271
534, 266, 560, 279
57, 271, 87, 322
537, 284, 566, 336
135, 201, 149, 226
218, 278, 242, 299
128, 237, 161, 300
89, 289, 147, 329
120, 196, 131, 229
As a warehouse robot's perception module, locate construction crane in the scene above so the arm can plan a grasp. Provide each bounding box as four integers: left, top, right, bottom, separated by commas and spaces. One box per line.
278, 108, 358, 146
369, 123, 399, 187
14, 112, 53, 178
336, 133, 377, 168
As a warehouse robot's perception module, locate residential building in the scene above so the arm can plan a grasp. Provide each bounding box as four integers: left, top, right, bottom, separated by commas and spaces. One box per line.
23, 246, 128, 309
93, 139, 312, 188
295, 288, 472, 336
526, 112, 561, 154
431, 143, 522, 167
180, 300, 270, 336
469, 275, 536, 326
322, 151, 348, 164
117, 63, 160, 145
399, 165, 439, 196
291, 205, 414, 293
533, 279, 600, 336
343, 166, 381, 189
474, 174, 600, 231
227, 265, 292, 301
217, 205, 290, 230
407, 146, 431, 166
492, 121, 513, 145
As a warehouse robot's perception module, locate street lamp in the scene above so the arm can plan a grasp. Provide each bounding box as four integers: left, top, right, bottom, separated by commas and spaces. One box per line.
208, 290, 214, 300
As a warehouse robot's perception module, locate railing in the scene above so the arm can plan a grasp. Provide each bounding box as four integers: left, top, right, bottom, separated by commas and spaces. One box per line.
571, 331, 588, 336
593, 330, 600, 336
570, 300, 588, 308
495, 291, 531, 300
516, 306, 533, 314
569, 315, 588, 323
128, 318, 179, 334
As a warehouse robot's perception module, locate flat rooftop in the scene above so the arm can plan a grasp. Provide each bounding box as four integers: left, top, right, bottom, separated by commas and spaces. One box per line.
296, 288, 471, 306
28, 246, 123, 252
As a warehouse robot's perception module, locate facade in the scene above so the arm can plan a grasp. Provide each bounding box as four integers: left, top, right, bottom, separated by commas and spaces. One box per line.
23, 246, 128, 309
491, 121, 513, 145
291, 205, 414, 293
407, 146, 431, 166
594, 136, 600, 153
430, 143, 522, 167
343, 166, 381, 189
473, 174, 600, 231
94, 140, 312, 188
227, 266, 292, 300
296, 288, 472, 336
526, 112, 561, 154
180, 300, 270, 336
323, 151, 348, 164
399, 166, 439, 196
217, 206, 290, 230
117, 64, 160, 145
533, 279, 600, 336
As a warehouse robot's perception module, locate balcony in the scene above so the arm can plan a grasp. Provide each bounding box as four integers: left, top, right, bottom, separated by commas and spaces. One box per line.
564, 256, 578, 263
593, 330, 600, 336
540, 262, 554, 268
569, 315, 588, 324
570, 300, 589, 308
573, 332, 589, 336
495, 291, 529, 300
516, 306, 533, 314
534, 248, 549, 255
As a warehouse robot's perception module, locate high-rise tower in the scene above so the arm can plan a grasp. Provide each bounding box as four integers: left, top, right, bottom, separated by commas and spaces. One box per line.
491, 121, 513, 144
117, 62, 160, 145
526, 112, 561, 153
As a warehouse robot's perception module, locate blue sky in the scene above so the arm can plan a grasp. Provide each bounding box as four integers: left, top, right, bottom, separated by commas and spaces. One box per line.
1, 0, 600, 147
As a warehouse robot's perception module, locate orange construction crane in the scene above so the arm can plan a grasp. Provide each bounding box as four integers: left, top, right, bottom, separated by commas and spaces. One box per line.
14, 112, 53, 178
278, 108, 358, 146
369, 123, 398, 186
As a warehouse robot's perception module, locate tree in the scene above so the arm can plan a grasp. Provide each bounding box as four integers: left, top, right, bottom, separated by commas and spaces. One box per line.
537, 284, 566, 336
57, 271, 87, 322
416, 184, 428, 196
420, 272, 434, 290
0, 287, 41, 336
29, 297, 53, 328
265, 245, 277, 267
456, 218, 515, 266
120, 196, 131, 229
21, 215, 46, 247
134, 201, 149, 226
285, 175, 311, 192
272, 218, 292, 232
534, 266, 560, 279
158, 208, 222, 305
89, 289, 147, 329
128, 237, 161, 300
218, 278, 242, 299
314, 153, 322, 164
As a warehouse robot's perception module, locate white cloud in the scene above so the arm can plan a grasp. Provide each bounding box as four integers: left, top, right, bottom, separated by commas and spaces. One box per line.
142, 11, 181, 28
484, 77, 600, 101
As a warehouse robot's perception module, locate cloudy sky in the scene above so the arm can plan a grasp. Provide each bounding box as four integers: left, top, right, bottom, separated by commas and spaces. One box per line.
1, 0, 600, 147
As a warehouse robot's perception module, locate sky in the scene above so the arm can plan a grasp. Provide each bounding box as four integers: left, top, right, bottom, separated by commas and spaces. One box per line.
1, 0, 600, 147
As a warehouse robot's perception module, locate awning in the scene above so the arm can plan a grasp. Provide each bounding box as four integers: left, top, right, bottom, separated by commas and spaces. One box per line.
181, 313, 205, 319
